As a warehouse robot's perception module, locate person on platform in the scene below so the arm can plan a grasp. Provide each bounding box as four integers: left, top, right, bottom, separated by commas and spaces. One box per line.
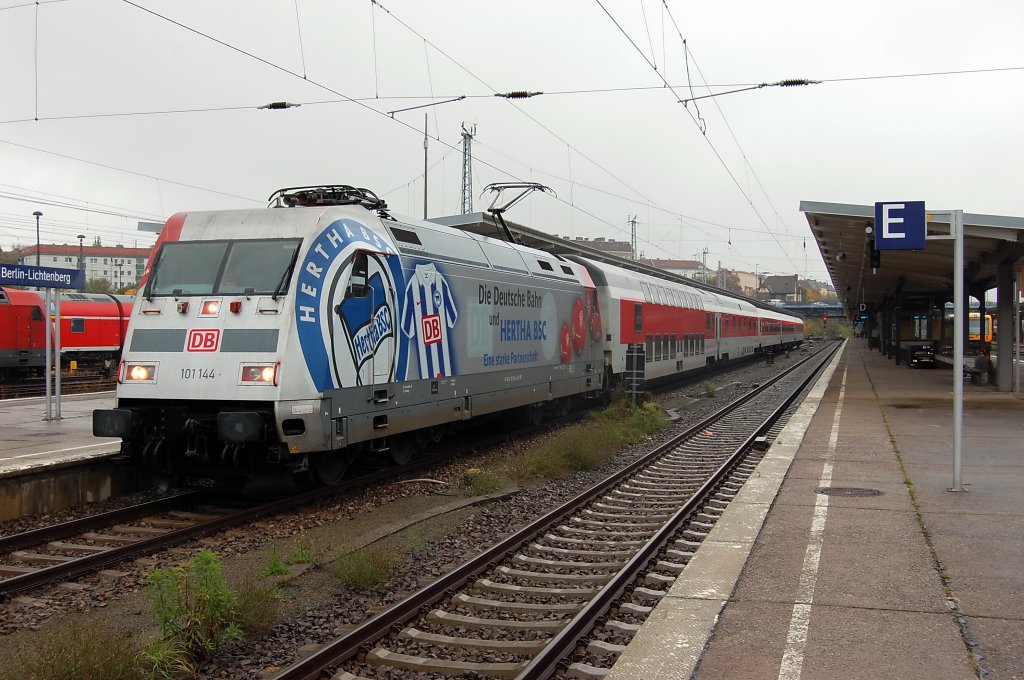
974, 349, 994, 385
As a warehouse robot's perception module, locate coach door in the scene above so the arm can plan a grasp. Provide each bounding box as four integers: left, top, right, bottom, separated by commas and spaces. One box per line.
332, 250, 398, 390
20, 304, 45, 353
714, 312, 722, 361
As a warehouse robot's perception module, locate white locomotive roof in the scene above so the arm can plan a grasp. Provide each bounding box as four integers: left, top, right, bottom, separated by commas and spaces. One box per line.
173, 205, 583, 285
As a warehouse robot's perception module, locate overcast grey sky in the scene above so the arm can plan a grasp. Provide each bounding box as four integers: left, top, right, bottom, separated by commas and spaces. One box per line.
1, 0, 1021, 283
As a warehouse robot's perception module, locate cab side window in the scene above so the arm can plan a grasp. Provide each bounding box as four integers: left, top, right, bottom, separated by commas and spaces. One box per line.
346, 252, 369, 299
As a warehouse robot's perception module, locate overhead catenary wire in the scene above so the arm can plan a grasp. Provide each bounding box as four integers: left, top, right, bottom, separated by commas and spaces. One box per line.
2, 67, 1019, 124
0, 137, 263, 204
364, 0, 787, 270
662, 2, 804, 248
111, 0, 718, 263
8, 1, 1009, 273
292, 0, 307, 80
595, 0, 802, 273
0, 9, 807, 275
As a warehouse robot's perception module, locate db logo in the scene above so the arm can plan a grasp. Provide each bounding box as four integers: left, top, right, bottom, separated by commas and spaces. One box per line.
187, 329, 220, 352
421, 314, 442, 345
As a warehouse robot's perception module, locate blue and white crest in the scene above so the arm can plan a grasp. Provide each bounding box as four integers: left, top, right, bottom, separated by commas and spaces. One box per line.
295, 218, 407, 392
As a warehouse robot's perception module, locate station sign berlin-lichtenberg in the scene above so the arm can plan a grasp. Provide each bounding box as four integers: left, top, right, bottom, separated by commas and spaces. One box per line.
0, 263, 86, 289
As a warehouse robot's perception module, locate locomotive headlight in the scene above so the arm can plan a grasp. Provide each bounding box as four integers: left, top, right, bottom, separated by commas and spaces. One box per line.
240, 362, 278, 385
122, 362, 158, 383
200, 299, 221, 316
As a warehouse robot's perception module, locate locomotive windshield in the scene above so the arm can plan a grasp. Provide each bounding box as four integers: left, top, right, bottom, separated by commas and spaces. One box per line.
148, 238, 302, 296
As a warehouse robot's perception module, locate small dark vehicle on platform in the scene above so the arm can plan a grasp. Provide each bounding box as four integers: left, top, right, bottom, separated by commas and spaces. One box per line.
908, 343, 935, 368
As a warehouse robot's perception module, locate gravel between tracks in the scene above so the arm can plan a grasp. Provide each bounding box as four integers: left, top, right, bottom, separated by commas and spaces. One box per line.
0, 349, 810, 679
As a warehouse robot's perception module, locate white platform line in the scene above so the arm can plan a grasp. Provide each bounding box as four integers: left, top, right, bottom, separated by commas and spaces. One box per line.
777, 366, 847, 680
11, 442, 119, 459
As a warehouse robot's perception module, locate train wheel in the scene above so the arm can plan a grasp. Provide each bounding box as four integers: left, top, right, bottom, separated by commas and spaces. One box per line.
527, 403, 545, 426
390, 437, 415, 466
313, 453, 348, 487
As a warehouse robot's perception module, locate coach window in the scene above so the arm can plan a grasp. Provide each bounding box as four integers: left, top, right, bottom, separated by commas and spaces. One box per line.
30, 306, 43, 321
70, 318, 85, 333
646, 334, 654, 364
671, 333, 677, 358
661, 334, 669, 360
634, 303, 643, 333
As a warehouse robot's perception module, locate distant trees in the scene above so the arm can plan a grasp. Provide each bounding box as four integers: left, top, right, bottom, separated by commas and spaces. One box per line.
707, 270, 741, 292
85, 277, 114, 294
803, 317, 851, 340
0, 247, 19, 265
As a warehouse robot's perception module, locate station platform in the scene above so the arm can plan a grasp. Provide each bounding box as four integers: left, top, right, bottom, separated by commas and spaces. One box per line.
608, 340, 1024, 680
0, 392, 120, 478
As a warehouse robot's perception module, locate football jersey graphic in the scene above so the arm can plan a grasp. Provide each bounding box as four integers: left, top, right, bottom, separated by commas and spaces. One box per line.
401, 263, 458, 379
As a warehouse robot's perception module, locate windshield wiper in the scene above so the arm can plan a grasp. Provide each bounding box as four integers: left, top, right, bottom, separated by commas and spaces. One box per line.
272, 244, 301, 301
143, 247, 165, 301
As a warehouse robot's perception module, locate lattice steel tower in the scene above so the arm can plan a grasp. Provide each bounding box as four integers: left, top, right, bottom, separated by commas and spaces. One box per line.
460, 123, 476, 214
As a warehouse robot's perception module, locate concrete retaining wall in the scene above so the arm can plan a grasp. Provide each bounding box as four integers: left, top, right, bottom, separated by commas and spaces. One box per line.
0, 460, 137, 521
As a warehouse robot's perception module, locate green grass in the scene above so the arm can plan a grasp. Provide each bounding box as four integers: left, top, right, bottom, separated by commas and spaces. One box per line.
401, 528, 429, 556
504, 399, 669, 482
263, 541, 290, 577
145, 550, 242, 663
286, 530, 317, 565
12, 617, 145, 680
461, 468, 508, 495
233, 576, 283, 636
335, 545, 401, 590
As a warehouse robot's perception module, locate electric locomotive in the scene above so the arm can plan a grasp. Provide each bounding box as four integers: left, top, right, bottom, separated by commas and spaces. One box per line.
93, 186, 605, 487
93, 184, 803, 489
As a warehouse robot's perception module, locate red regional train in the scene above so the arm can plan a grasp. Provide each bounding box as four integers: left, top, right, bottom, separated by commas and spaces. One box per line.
0, 286, 133, 380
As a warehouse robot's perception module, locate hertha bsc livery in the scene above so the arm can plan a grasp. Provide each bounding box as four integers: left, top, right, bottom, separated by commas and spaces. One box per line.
401, 263, 458, 379
334, 266, 396, 387
295, 218, 407, 393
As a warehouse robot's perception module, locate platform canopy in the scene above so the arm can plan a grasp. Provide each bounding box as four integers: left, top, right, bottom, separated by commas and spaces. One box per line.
800, 201, 1024, 318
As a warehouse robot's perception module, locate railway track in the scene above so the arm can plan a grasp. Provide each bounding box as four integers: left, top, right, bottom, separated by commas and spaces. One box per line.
266, 341, 839, 680
0, 371, 115, 400
0, 401, 597, 601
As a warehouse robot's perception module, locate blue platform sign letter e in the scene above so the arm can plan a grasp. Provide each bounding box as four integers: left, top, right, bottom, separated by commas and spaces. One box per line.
874, 201, 926, 251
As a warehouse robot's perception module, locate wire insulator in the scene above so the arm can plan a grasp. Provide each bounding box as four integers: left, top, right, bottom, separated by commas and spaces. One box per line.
777, 79, 814, 87
496, 91, 543, 99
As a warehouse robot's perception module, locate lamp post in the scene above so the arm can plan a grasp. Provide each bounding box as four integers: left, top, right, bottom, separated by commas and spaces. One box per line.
77, 235, 85, 290
33, 211, 43, 266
